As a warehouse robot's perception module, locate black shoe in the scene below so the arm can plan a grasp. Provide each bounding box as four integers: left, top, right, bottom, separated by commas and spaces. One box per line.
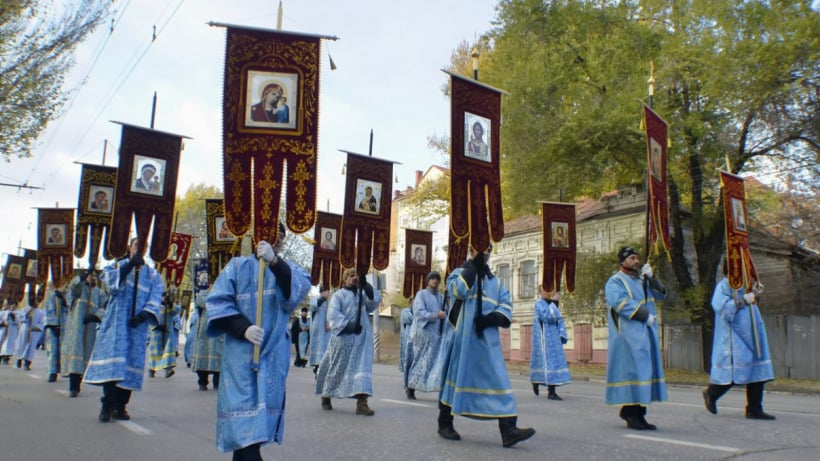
406, 388, 416, 400
703, 389, 717, 414
148, 370, 155, 378
112, 408, 131, 421
99, 407, 113, 422
69, 390, 79, 398
165, 368, 175, 378
624, 417, 645, 430
532, 383, 539, 396
198, 384, 208, 391
438, 424, 461, 441
16, 360, 22, 368
746, 410, 775, 420
321, 397, 332, 410
501, 427, 536, 447
639, 416, 657, 430
547, 393, 562, 401
48, 373, 57, 382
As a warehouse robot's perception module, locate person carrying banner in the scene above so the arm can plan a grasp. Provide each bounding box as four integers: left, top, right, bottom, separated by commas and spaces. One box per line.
406, 271, 446, 400
529, 286, 571, 400
702, 257, 775, 420
315, 267, 381, 415
439, 246, 535, 448
604, 246, 668, 430
62, 270, 106, 397
206, 230, 311, 461
84, 237, 164, 422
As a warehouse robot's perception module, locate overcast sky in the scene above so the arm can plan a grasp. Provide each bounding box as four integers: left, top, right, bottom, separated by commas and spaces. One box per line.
0, 0, 498, 260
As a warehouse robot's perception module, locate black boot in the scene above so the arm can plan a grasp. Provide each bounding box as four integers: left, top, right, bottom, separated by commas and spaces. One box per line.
532, 383, 539, 396
16, 359, 22, 368
547, 385, 562, 400
112, 407, 131, 420
98, 397, 113, 422
406, 388, 416, 400
48, 373, 58, 382
437, 405, 461, 441
499, 417, 535, 447
745, 407, 776, 420
702, 389, 717, 414
24, 360, 31, 370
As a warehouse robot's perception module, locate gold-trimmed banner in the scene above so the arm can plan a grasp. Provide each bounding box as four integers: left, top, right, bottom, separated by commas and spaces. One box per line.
156, 232, 193, 288
719, 171, 758, 289
403, 229, 433, 298
541, 202, 576, 293
447, 72, 505, 270
311, 211, 342, 289
221, 25, 323, 243
1, 254, 26, 303
74, 163, 117, 266
644, 105, 671, 255
108, 122, 187, 262
37, 208, 74, 289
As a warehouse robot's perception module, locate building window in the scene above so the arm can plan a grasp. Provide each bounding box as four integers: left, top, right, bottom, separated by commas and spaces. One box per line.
497, 264, 511, 292
519, 260, 536, 299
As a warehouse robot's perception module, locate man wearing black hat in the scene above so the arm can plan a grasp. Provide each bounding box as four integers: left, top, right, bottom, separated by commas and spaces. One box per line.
604, 246, 668, 430
405, 271, 445, 400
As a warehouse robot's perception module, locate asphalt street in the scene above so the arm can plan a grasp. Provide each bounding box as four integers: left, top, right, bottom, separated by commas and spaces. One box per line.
1, 348, 818, 460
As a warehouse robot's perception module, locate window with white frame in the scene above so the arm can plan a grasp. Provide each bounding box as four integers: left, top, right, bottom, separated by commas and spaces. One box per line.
497, 263, 511, 292
519, 260, 536, 299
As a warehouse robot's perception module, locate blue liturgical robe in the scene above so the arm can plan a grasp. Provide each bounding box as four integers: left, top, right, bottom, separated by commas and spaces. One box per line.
529, 298, 571, 386
604, 270, 668, 406
315, 286, 381, 398
84, 260, 163, 391
440, 267, 516, 418
710, 278, 774, 385
206, 256, 310, 453
407, 288, 445, 392
44, 288, 68, 374
308, 295, 330, 367
399, 307, 413, 374
62, 279, 107, 375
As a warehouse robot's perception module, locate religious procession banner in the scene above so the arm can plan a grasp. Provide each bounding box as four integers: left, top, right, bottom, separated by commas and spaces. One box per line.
311, 211, 342, 289
37, 208, 74, 289
445, 71, 507, 271
74, 163, 117, 266
402, 229, 433, 298
339, 151, 395, 276
108, 122, 188, 261
719, 170, 759, 289
206, 198, 239, 282
156, 232, 193, 288
644, 105, 672, 255
540, 202, 576, 293
216, 23, 334, 243
1, 254, 26, 303
22, 248, 39, 285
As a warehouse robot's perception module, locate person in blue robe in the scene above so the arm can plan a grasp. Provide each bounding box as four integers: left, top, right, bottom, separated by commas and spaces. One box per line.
148, 291, 181, 378
604, 246, 668, 431
406, 271, 446, 400
62, 270, 106, 397
0, 304, 9, 362
398, 306, 414, 396
438, 246, 535, 448
84, 238, 164, 422
43, 284, 68, 382
184, 307, 199, 367
0, 302, 19, 364
702, 257, 775, 420
193, 289, 223, 390
17, 298, 46, 370
315, 267, 381, 415
308, 287, 331, 375
206, 236, 311, 461
290, 307, 310, 367
529, 287, 570, 400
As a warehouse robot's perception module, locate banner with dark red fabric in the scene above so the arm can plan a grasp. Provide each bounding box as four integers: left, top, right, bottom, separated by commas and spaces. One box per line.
446, 71, 506, 271
1, 254, 26, 303
403, 229, 433, 298
109, 122, 187, 261
644, 105, 671, 255
720, 171, 758, 289
206, 199, 239, 283
74, 163, 117, 266
22, 249, 39, 285
540, 202, 576, 293
218, 24, 329, 243
156, 232, 193, 288
340, 151, 394, 276
37, 208, 74, 289
311, 211, 342, 289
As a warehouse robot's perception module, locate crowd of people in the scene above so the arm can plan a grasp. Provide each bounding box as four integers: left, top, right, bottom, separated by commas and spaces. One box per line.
0, 242, 777, 460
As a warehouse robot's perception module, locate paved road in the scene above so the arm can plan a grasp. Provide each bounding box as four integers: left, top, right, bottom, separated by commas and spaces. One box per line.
1, 349, 818, 460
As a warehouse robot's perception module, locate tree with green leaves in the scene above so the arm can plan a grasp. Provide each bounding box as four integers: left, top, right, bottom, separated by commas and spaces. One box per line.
0, 1, 113, 161
481, 0, 818, 369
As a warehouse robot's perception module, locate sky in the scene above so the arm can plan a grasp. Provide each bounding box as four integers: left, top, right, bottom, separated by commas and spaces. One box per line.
0, 0, 499, 260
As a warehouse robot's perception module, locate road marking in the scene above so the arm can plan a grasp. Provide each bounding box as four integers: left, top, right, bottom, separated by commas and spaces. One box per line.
54, 389, 70, 397
117, 420, 153, 435
381, 398, 433, 408
28, 373, 41, 380
624, 434, 741, 453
